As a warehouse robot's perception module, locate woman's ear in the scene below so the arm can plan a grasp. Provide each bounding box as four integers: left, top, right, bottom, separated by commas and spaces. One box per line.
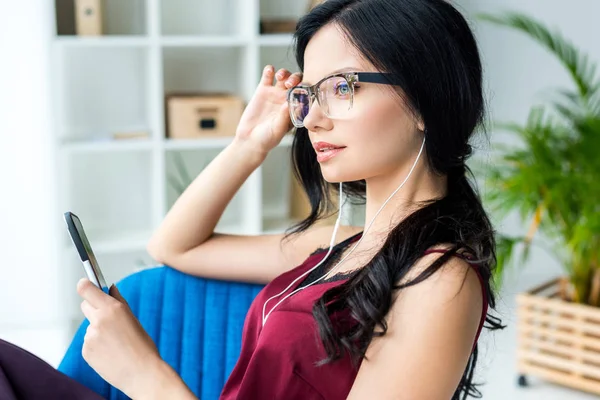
417, 120, 425, 132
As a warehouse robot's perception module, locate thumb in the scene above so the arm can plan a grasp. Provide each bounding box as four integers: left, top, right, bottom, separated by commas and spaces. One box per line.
109, 284, 128, 305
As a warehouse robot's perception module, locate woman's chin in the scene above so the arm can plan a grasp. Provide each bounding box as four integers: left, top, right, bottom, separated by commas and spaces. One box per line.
320, 168, 361, 184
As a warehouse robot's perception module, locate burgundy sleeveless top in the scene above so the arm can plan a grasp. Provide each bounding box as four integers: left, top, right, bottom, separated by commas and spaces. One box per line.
219, 232, 488, 400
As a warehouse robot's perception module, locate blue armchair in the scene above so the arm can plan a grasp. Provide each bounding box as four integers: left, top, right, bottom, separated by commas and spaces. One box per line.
58, 266, 264, 400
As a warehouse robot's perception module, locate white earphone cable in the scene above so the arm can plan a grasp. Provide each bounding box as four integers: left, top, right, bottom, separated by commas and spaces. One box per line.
261, 136, 427, 326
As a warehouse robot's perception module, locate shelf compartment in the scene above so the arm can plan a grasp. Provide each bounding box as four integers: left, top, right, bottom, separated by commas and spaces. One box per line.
163, 47, 244, 100
259, 0, 311, 35
58, 47, 150, 142
259, 45, 300, 81
165, 149, 246, 233
160, 0, 243, 36
61, 151, 154, 251
55, 0, 147, 36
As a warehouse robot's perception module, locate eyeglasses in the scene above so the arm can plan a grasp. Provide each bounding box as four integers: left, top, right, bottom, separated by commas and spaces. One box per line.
286, 72, 399, 128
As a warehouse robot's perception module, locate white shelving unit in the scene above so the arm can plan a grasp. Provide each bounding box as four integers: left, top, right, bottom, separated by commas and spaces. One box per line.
50, 0, 312, 334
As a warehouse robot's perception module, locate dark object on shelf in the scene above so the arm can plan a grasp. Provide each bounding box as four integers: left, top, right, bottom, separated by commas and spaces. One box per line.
75, 0, 103, 36
260, 19, 298, 34
165, 93, 245, 139
517, 375, 528, 387
55, 0, 76, 35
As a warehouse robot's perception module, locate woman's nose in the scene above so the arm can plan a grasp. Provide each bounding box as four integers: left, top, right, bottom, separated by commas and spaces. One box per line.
302, 98, 333, 132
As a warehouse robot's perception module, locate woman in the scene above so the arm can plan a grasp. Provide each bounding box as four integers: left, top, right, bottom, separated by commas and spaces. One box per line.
0, 0, 502, 399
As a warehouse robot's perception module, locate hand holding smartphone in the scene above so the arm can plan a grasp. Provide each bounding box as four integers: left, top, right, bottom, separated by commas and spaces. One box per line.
64, 211, 110, 293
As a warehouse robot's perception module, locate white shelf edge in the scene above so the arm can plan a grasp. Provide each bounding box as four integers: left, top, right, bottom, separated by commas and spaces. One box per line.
161, 36, 249, 47
164, 137, 237, 150
53, 36, 150, 48
164, 134, 294, 151
257, 33, 294, 47
60, 139, 154, 154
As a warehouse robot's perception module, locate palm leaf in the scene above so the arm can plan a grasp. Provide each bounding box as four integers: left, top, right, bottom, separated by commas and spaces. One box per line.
493, 235, 526, 287
477, 12, 599, 99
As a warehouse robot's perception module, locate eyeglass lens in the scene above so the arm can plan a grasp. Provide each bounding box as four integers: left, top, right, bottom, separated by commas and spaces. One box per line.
288, 76, 353, 128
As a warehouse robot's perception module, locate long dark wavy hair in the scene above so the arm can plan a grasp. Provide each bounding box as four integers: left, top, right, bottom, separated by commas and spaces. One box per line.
282, 0, 504, 398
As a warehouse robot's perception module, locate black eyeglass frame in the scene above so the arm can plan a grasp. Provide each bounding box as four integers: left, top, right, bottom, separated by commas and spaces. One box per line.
286, 72, 399, 127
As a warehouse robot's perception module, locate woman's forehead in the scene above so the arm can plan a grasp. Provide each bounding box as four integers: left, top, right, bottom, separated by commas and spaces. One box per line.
302, 25, 368, 85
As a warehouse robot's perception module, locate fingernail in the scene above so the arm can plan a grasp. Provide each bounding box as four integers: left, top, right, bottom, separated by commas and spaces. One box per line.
265, 65, 273, 74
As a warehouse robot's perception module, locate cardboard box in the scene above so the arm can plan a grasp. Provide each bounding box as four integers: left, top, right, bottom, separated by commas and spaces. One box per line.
75, 0, 103, 36
166, 94, 245, 139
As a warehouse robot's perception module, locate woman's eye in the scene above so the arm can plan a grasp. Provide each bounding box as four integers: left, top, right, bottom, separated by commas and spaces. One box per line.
335, 83, 350, 96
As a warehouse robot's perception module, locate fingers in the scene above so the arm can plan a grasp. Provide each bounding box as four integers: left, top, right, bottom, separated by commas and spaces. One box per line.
77, 278, 114, 308
109, 284, 129, 306
81, 299, 98, 323
261, 65, 303, 90
260, 65, 275, 86
285, 72, 303, 89
275, 68, 292, 90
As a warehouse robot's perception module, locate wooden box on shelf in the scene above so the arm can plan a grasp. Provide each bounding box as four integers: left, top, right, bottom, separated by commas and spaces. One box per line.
75, 0, 103, 36
165, 94, 245, 139
516, 277, 600, 396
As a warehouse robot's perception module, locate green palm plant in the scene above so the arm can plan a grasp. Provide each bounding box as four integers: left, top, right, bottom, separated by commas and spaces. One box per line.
477, 12, 600, 306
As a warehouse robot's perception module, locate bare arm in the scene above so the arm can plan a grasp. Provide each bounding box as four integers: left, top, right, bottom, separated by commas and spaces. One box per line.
147, 138, 265, 259
347, 254, 484, 399
147, 66, 360, 284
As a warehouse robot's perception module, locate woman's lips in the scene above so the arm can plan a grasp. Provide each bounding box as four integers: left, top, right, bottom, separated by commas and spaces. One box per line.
316, 147, 346, 163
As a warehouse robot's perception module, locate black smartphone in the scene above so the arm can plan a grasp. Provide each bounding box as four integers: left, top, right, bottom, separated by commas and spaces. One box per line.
64, 211, 109, 293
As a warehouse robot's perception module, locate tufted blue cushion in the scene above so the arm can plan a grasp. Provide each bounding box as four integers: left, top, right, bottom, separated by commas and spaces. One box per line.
58, 266, 264, 400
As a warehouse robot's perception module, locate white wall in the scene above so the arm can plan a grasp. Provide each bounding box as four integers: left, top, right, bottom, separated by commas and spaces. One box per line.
0, 1, 67, 366
455, 0, 600, 294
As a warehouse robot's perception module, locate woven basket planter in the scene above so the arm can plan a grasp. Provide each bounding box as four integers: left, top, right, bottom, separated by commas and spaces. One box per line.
516, 277, 600, 395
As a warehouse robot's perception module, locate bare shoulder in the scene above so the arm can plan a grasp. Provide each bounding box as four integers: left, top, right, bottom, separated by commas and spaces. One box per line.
348, 247, 486, 399
394, 248, 484, 321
